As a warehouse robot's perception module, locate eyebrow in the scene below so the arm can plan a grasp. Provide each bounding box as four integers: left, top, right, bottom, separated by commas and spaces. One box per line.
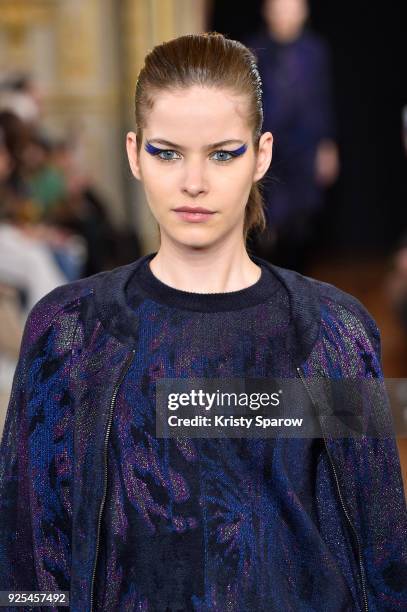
146, 138, 246, 150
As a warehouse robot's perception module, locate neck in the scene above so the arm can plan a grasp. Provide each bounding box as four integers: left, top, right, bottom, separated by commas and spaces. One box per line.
149, 237, 262, 293
267, 26, 303, 44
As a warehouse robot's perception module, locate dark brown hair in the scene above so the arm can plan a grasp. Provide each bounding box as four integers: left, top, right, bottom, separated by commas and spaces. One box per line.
134, 31, 267, 243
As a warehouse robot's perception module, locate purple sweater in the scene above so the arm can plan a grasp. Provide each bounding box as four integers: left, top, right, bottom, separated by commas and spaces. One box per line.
0, 252, 406, 611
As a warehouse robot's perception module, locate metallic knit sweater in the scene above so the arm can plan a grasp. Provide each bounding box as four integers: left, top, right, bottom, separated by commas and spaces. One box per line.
0, 252, 406, 611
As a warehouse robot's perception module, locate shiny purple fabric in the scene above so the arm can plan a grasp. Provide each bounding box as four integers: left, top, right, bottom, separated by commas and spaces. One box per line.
0, 252, 406, 611
243, 27, 336, 227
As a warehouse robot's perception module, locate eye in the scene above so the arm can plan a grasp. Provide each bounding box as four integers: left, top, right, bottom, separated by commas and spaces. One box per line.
144, 142, 247, 163
144, 142, 181, 161
156, 149, 181, 162
150, 149, 234, 163
211, 150, 233, 163
211, 144, 247, 162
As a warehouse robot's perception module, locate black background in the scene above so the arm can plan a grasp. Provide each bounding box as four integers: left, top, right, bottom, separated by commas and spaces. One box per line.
209, 1, 406, 256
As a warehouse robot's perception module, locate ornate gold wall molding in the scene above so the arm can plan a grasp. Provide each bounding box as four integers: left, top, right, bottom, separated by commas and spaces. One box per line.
54, 0, 99, 84
121, 0, 207, 118
42, 92, 120, 115
0, 0, 56, 69
0, 1, 56, 27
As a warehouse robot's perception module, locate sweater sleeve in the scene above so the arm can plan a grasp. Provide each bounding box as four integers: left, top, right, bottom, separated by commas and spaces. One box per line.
331, 297, 407, 610
0, 306, 38, 591
358, 308, 407, 610
0, 287, 78, 600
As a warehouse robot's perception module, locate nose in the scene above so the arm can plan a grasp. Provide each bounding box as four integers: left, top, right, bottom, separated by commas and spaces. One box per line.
181, 157, 208, 197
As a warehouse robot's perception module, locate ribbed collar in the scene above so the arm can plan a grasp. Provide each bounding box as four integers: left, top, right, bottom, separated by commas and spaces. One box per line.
92, 252, 321, 366
133, 252, 281, 312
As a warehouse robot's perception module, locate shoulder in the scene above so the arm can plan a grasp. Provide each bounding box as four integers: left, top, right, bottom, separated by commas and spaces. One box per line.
20, 255, 145, 355
308, 274, 382, 364
301, 29, 329, 52
263, 260, 381, 369
19, 268, 111, 358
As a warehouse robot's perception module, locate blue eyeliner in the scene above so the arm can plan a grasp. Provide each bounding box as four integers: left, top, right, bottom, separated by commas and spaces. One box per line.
144, 142, 162, 155
144, 141, 248, 157
228, 143, 247, 157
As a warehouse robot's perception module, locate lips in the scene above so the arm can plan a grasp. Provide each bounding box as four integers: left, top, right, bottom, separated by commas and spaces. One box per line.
173, 207, 216, 223
173, 207, 214, 213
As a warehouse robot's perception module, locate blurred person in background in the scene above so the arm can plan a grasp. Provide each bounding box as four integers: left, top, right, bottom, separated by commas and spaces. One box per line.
51, 138, 135, 276
0, 110, 67, 435
20, 132, 89, 280
0, 72, 42, 127
0, 72, 142, 275
244, 0, 340, 272
22, 132, 66, 222
0, 111, 66, 312
22, 123, 140, 277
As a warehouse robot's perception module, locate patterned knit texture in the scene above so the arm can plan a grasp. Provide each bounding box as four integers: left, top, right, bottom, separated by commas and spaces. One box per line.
0, 253, 406, 612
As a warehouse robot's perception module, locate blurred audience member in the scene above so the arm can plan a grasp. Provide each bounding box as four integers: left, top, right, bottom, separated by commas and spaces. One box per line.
244, 0, 340, 271
0, 110, 67, 315
0, 73, 42, 126
0, 110, 67, 435
50, 138, 121, 275
0, 222, 67, 316
23, 133, 66, 221
0, 79, 142, 280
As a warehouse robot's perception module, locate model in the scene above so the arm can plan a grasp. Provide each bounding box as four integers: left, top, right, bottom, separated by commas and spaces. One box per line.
0, 32, 406, 611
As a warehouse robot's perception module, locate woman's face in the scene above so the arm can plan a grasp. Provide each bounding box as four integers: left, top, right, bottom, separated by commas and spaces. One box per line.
262, 0, 308, 40
126, 86, 272, 251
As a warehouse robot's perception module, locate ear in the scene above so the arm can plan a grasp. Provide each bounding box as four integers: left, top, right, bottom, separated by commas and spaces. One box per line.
126, 131, 141, 180
253, 131, 273, 182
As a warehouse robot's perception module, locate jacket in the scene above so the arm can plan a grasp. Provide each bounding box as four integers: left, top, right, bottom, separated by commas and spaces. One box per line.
0, 253, 406, 611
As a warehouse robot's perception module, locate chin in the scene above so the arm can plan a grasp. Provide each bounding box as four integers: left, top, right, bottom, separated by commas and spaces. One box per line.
177, 239, 215, 250
170, 232, 220, 250
162, 223, 237, 250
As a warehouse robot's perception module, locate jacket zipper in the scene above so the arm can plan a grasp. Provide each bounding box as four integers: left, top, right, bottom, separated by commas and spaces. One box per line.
89, 349, 136, 612
296, 366, 369, 612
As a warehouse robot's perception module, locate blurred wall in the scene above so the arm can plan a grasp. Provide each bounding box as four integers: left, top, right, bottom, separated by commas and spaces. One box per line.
0, 0, 207, 252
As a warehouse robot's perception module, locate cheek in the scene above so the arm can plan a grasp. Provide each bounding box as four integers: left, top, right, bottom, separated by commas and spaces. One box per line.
217, 166, 253, 203
141, 158, 254, 205
142, 162, 176, 198
209, 162, 253, 188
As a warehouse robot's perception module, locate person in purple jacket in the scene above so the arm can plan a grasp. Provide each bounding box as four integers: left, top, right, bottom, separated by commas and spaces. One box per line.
244, 0, 340, 271
0, 32, 406, 611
